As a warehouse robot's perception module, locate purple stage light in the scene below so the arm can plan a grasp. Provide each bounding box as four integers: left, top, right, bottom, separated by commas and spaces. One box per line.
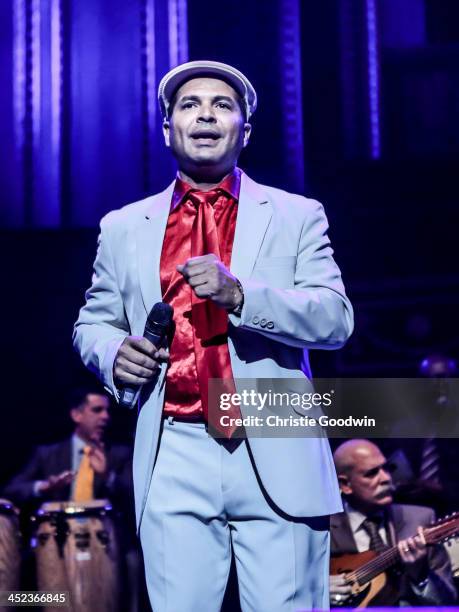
365, 0, 381, 159
50, 0, 61, 155
279, 0, 305, 193
31, 0, 41, 145
168, 0, 188, 68
145, 0, 157, 135
13, 0, 26, 152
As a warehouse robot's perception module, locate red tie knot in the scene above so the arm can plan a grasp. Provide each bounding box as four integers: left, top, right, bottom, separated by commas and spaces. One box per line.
188, 189, 221, 209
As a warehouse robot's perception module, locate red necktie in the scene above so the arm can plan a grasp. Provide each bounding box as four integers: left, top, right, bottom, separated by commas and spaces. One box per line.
187, 189, 242, 439
188, 189, 228, 342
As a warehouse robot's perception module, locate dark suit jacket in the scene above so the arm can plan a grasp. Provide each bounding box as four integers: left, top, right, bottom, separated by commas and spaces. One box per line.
330, 503, 457, 606
2, 438, 133, 511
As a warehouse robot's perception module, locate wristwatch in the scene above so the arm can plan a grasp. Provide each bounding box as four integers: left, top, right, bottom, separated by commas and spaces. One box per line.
230, 278, 244, 316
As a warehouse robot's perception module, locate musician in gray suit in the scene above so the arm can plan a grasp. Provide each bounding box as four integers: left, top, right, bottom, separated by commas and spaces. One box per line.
74, 60, 354, 611
330, 439, 456, 607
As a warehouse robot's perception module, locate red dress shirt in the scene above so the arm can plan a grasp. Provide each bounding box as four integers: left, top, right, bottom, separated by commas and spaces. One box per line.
160, 169, 240, 420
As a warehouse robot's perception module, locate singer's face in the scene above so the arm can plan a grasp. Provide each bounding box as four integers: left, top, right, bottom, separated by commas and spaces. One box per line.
71, 394, 110, 444
163, 78, 251, 177
341, 445, 394, 509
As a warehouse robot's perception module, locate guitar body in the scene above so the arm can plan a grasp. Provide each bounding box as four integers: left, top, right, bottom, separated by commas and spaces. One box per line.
330, 512, 459, 607
331, 551, 400, 608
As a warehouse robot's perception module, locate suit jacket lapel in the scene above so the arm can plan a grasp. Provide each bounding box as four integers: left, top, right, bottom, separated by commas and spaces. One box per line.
387, 504, 406, 545
231, 172, 272, 278
136, 181, 175, 314
53, 439, 72, 473
93, 444, 112, 497
330, 511, 359, 555
49, 439, 72, 501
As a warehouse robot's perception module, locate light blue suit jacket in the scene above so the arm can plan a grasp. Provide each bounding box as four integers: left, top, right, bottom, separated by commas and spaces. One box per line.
73, 171, 354, 528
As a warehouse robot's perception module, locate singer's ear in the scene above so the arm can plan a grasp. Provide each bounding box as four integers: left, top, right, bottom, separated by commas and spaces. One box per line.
163, 120, 170, 147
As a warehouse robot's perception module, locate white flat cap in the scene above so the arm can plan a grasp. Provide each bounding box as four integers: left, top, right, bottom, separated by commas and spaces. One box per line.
158, 60, 257, 120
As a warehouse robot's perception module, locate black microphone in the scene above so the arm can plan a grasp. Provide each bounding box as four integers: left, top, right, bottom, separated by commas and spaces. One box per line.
119, 302, 174, 408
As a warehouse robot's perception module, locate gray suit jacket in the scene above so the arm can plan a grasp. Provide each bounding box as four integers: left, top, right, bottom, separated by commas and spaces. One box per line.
74, 171, 354, 528
330, 503, 457, 606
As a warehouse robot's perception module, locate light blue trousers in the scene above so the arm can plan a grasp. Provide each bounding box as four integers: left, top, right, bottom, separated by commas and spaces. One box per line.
139, 417, 330, 612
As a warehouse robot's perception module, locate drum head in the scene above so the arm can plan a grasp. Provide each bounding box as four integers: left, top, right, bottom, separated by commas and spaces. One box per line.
36, 499, 112, 518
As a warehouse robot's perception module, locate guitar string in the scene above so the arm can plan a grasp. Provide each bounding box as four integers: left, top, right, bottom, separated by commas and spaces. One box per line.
347, 546, 398, 584
347, 524, 454, 585
353, 548, 398, 583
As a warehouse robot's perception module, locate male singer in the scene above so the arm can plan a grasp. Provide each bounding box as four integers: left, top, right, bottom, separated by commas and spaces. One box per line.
74, 60, 354, 611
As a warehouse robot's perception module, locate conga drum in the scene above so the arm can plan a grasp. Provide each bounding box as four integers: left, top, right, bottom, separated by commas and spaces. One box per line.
0, 499, 21, 609
32, 500, 120, 612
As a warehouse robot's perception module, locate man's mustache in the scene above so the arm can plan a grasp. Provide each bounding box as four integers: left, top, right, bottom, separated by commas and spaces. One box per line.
375, 485, 395, 498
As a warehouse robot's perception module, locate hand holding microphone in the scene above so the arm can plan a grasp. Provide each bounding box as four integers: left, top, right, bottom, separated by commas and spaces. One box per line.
114, 337, 168, 383
114, 302, 173, 407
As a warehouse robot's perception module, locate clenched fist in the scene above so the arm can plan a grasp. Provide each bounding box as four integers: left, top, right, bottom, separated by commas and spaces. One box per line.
177, 254, 242, 311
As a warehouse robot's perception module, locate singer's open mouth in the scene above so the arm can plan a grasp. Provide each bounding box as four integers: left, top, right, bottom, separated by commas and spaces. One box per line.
191, 131, 221, 140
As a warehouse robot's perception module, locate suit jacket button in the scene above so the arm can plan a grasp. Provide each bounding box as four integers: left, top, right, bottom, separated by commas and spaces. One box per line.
260, 319, 267, 328
267, 321, 274, 330
252, 316, 260, 325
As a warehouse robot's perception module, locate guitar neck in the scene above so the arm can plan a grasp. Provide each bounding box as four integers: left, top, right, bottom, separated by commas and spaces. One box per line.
345, 512, 459, 588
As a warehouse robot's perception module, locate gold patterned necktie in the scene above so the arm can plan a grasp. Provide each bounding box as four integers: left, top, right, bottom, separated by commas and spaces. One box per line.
73, 446, 94, 502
